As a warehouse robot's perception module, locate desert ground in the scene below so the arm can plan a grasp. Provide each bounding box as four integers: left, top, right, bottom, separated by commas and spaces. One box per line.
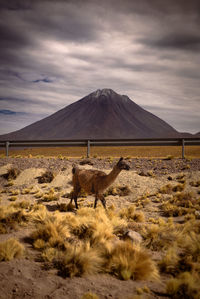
0, 156, 200, 299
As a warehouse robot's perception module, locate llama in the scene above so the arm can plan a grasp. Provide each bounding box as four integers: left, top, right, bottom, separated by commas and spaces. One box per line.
70, 157, 130, 209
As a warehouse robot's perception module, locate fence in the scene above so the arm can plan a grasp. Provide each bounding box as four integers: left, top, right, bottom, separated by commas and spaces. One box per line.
0, 138, 200, 158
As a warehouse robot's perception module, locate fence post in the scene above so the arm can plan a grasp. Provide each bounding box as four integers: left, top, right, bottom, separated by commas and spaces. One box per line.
182, 139, 185, 159
87, 140, 90, 158
6, 141, 9, 157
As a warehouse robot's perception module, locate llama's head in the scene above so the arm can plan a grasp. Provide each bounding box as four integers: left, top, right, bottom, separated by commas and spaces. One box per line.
117, 157, 130, 171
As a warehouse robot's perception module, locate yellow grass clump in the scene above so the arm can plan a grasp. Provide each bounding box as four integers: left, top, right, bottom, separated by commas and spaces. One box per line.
161, 191, 198, 217
104, 185, 131, 197
10, 189, 20, 195
81, 292, 99, 299
42, 188, 60, 202
31, 214, 70, 250
0, 238, 24, 261
159, 184, 173, 194
37, 171, 55, 184
54, 242, 103, 278
142, 220, 178, 251
119, 205, 145, 222
21, 187, 32, 194
27, 205, 159, 281
3, 167, 20, 180
166, 272, 200, 298
71, 207, 114, 245
0, 205, 30, 233
105, 241, 159, 281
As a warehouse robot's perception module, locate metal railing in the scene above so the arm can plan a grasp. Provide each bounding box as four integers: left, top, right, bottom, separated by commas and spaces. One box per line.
0, 138, 200, 158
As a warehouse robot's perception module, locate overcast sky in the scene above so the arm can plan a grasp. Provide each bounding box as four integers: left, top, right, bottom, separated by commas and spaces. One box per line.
0, 0, 200, 135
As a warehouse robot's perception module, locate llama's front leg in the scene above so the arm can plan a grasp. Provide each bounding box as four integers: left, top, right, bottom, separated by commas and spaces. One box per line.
71, 189, 80, 209
94, 193, 106, 209
94, 194, 98, 209
100, 194, 106, 209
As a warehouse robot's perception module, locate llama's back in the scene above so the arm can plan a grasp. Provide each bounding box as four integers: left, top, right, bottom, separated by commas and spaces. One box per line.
72, 167, 106, 194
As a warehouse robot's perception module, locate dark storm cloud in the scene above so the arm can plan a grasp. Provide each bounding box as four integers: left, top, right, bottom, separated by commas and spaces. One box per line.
139, 34, 200, 51
0, 0, 199, 134
0, 110, 17, 115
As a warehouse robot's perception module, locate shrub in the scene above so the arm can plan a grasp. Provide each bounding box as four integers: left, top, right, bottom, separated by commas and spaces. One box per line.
54, 242, 103, 278
163, 155, 174, 160
119, 205, 145, 222
31, 216, 70, 250
159, 184, 173, 194
37, 171, 55, 183
166, 272, 200, 298
42, 188, 60, 202
0, 238, 24, 261
3, 168, 20, 180
172, 183, 185, 192
81, 292, 99, 299
106, 241, 158, 280
105, 185, 131, 197
0, 206, 30, 233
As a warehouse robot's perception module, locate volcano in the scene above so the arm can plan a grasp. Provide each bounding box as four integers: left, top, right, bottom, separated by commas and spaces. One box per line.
0, 89, 180, 140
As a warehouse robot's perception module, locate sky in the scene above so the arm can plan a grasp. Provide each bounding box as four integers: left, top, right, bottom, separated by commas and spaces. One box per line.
0, 0, 200, 135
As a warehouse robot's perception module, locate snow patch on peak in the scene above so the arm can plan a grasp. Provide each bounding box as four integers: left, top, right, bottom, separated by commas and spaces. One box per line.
93, 88, 115, 98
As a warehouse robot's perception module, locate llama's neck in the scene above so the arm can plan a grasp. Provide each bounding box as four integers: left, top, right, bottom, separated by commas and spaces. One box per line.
105, 165, 121, 186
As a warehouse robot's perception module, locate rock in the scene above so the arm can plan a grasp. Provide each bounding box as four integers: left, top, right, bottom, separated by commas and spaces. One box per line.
195, 211, 200, 219
123, 230, 143, 244
79, 159, 93, 166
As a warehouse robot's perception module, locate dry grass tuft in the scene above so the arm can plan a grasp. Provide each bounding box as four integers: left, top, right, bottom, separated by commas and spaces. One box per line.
159, 184, 173, 194
0, 238, 24, 261
105, 185, 131, 197
166, 272, 200, 298
54, 242, 103, 278
37, 171, 55, 183
159, 246, 180, 275
172, 183, 185, 192
105, 241, 158, 280
21, 188, 32, 194
161, 191, 198, 217
71, 207, 114, 245
57, 202, 75, 212
10, 189, 20, 195
163, 155, 174, 160
42, 188, 60, 202
8, 196, 17, 201
142, 220, 178, 251
3, 167, 20, 180
190, 180, 200, 187
31, 215, 70, 250
0, 205, 30, 233
81, 292, 99, 299
119, 205, 145, 222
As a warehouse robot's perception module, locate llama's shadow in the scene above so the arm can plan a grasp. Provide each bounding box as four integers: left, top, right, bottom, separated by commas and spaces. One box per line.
45, 204, 60, 212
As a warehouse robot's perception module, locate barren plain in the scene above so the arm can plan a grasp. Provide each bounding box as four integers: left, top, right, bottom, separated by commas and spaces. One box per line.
0, 157, 200, 299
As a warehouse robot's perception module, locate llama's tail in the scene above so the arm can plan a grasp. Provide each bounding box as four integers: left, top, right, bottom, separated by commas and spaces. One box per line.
72, 164, 78, 174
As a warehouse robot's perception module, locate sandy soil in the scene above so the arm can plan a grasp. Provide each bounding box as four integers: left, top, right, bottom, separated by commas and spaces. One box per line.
0, 157, 200, 299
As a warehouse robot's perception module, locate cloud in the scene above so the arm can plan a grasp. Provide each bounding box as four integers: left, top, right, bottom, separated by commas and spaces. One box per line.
139, 33, 200, 51
0, 109, 17, 115
0, 0, 200, 135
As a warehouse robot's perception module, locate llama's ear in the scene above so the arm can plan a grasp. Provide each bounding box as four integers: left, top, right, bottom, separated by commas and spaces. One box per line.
119, 157, 123, 162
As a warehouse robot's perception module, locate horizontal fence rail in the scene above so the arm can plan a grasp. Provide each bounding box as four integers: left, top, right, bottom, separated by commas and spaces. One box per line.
0, 138, 200, 158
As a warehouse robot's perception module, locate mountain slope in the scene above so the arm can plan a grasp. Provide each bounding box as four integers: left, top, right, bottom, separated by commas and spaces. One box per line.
0, 89, 180, 140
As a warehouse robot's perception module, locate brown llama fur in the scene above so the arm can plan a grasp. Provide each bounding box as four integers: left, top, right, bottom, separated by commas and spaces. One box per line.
71, 157, 130, 209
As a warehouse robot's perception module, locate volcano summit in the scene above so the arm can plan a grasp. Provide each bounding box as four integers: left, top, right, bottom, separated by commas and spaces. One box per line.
0, 89, 180, 140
